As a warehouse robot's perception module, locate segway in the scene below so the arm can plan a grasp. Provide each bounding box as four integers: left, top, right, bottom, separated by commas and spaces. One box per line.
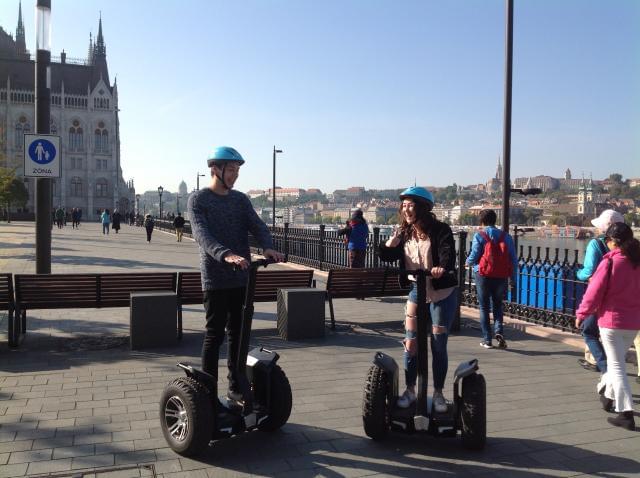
160, 259, 292, 456
362, 268, 486, 450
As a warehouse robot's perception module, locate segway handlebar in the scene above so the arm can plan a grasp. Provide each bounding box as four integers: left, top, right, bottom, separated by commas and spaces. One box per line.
250, 255, 287, 270
388, 267, 456, 279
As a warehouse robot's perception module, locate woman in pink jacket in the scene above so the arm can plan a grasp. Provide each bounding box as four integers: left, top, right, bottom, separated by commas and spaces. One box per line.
576, 222, 640, 431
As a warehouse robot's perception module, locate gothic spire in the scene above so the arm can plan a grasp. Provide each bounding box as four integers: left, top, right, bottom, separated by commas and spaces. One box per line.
87, 32, 94, 63
95, 13, 106, 56
15, 0, 27, 56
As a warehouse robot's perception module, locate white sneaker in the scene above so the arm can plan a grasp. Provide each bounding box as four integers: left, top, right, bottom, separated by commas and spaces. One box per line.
397, 389, 416, 408
596, 374, 607, 395
433, 391, 448, 413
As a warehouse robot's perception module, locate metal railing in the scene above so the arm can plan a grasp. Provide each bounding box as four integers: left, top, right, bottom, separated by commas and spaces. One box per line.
153, 220, 587, 333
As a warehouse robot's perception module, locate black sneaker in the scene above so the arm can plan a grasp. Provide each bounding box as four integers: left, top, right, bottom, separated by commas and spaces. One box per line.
599, 394, 614, 413
480, 341, 493, 349
578, 358, 599, 372
495, 334, 507, 349
607, 411, 635, 431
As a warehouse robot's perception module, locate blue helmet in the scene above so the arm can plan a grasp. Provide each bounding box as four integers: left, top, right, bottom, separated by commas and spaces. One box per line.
207, 146, 245, 167
400, 186, 434, 207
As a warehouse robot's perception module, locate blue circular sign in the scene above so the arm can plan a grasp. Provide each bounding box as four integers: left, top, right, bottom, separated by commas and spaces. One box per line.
28, 139, 57, 165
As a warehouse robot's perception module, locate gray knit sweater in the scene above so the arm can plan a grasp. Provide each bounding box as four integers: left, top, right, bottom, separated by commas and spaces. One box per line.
188, 188, 274, 290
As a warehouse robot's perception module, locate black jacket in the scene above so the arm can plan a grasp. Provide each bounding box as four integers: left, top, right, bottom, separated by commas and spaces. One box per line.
379, 220, 458, 290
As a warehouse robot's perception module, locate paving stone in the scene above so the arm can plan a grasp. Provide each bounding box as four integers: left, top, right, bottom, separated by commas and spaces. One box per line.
8, 447, 52, 464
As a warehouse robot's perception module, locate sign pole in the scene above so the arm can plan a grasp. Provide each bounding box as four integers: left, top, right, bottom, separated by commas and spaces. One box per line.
35, 0, 52, 274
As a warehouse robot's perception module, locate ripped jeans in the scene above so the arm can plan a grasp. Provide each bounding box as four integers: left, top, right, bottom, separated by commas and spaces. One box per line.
404, 284, 457, 390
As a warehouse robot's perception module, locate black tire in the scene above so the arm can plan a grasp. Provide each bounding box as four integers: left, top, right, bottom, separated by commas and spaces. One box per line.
362, 365, 389, 440
160, 377, 213, 456
460, 373, 486, 450
256, 365, 292, 432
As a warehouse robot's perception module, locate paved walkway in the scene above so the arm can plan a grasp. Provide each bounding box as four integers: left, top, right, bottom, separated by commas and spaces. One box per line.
0, 222, 638, 477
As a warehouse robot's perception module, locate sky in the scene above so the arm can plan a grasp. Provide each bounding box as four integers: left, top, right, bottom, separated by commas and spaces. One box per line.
2, 0, 639, 195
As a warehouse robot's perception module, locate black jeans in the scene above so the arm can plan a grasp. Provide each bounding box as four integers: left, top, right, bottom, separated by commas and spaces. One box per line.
202, 287, 246, 392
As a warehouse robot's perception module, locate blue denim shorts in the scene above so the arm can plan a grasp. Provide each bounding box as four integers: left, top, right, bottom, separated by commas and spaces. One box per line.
407, 282, 457, 329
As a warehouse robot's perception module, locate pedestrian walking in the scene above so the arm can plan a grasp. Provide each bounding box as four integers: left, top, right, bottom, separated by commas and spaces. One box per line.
72, 208, 80, 229
173, 212, 186, 242
378, 186, 458, 412
144, 214, 155, 242
188, 146, 284, 402
112, 209, 122, 234
338, 208, 369, 268
576, 222, 640, 431
100, 209, 111, 235
465, 209, 518, 349
576, 209, 624, 373
55, 206, 65, 229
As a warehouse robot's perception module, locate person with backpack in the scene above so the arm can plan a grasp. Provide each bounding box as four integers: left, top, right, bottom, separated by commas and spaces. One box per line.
338, 209, 370, 268
466, 209, 518, 349
575, 209, 624, 373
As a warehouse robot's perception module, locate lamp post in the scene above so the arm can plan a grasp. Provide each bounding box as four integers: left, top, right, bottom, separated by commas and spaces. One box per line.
157, 186, 164, 219
196, 172, 206, 191
176, 195, 181, 214
35, 0, 52, 274
501, 0, 514, 232
135, 194, 140, 216
272, 146, 283, 228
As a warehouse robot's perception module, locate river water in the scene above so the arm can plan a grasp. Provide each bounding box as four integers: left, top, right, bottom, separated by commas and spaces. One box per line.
515, 236, 588, 263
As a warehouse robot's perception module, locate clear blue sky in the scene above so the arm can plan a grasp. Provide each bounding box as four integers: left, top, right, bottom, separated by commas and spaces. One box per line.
2, 0, 639, 195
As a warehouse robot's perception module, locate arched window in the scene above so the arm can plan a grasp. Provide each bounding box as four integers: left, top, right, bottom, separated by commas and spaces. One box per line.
94, 121, 109, 153
68, 120, 83, 151
14, 115, 30, 149
71, 177, 83, 197
96, 178, 108, 197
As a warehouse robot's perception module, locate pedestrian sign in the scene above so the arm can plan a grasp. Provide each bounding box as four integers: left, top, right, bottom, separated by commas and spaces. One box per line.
24, 134, 61, 178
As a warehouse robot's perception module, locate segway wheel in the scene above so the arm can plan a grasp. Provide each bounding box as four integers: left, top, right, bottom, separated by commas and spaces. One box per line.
160, 377, 213, 456
256, 365, 292, 432
362, 365, 389, 440
460, 373, 486, 450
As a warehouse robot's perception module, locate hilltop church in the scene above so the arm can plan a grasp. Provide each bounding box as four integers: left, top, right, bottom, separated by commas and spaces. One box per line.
0, 2, 135, 220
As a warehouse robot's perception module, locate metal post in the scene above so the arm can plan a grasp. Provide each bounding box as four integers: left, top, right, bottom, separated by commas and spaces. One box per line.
501, 0, 514, 233
196, 172, 205, 191
372, 226, 380, 268
272, 147, 276, 228
452, 230, 467, 332
319, 224, 325, 271
283, 222, 289, 258
35, 0, 52, 274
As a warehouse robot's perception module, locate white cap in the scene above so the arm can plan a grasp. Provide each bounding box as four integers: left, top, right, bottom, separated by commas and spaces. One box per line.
591, 209, 624, 231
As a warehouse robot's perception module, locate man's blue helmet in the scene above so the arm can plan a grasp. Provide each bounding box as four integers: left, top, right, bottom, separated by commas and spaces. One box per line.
207, 146, 245, 167
400, 186, 434, 207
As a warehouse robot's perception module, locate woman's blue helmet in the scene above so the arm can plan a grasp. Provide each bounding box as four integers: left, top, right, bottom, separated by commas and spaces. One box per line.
207, 146, 245, 167
400, 186, 434, 207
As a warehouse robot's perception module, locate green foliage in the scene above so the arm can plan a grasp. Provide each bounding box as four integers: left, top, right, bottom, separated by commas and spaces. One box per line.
609, 173, 623, 184
458, 213, 479, 226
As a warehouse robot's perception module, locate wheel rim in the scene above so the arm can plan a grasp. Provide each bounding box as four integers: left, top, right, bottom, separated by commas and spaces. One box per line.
164, 395, 189, 441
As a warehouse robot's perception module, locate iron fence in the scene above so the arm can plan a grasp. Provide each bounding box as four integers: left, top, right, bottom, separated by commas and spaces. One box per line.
156, 220, 587, 333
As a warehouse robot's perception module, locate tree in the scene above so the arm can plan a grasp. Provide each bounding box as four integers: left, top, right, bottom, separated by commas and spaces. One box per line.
609, 173, 623, 184
0, 168, 29, 222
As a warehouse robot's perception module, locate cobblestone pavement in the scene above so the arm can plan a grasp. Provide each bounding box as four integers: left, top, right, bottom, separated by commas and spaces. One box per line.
0, 222, 638, 477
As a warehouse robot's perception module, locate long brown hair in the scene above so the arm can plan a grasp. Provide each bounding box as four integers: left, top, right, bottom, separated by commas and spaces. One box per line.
397, 197, 437, 240
606, 222, 640, 268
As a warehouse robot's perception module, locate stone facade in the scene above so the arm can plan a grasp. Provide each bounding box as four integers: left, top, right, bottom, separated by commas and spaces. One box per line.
0, 5, 134, 220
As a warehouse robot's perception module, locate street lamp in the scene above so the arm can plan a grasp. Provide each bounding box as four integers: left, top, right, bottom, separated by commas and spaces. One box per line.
272, 146, 283, 228
500, 0, 514, 233
196, 172, 206, 191
35, 0, 52, 274
135, 194, 140, 216
176, 195, 181, 214
157, 186, 164, 219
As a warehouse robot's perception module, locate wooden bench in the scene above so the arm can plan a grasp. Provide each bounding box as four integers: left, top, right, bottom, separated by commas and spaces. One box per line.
325, 267, 410, 328
0, 274, 17, 347
13, 272, 177, 348
176, 268, 315, 337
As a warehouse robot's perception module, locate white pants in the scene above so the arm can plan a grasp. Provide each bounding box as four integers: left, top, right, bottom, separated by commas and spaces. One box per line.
600, 328, 638, 412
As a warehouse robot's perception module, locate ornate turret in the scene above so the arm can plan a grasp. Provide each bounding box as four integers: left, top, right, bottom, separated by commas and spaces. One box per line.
496, 156, 502, 180
90, 14, 110, 88
564, 168, 572, 180
14, 1, 28, 58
